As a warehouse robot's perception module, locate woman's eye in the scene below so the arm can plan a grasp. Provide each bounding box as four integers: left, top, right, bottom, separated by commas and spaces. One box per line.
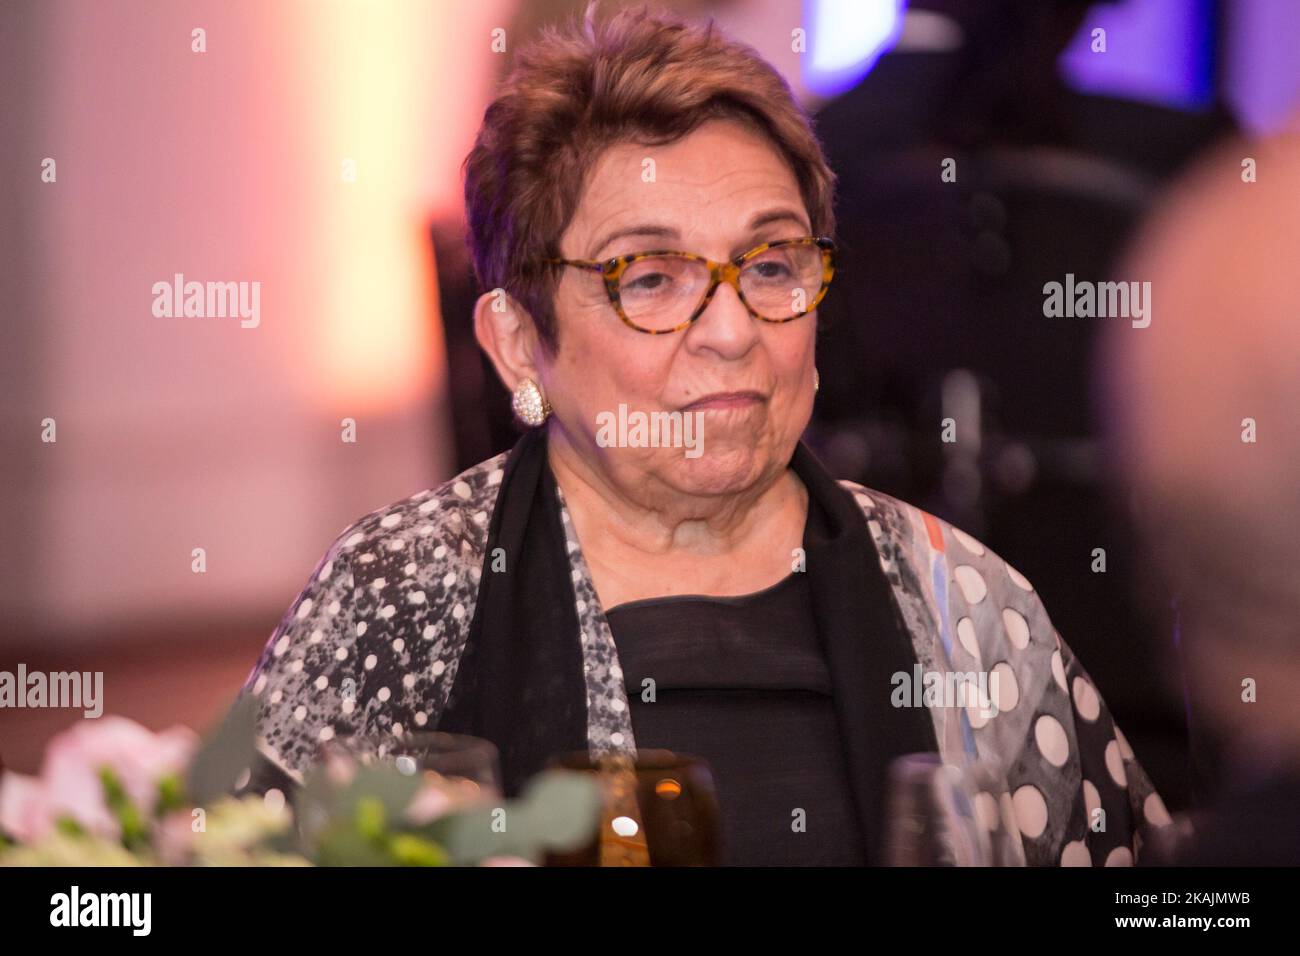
750, 261, 790, 279
626, 273, 669, 292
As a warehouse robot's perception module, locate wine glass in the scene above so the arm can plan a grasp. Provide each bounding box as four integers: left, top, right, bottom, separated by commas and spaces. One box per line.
883, 752, 1025, 866
543, 749, 722, 866
312, 730, 502, 818
289, 731, 500, 859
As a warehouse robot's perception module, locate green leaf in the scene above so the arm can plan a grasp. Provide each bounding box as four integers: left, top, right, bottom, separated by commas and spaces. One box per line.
99, 767, 148, 852
418, 770, 601, 865
298, 763, 419, 831
312, 823, 394, 867
514, 771, 605, 848
186, 692, 260, 806
294, 762, 423, 863
345, 765, 424, 822
386, 833, 450, 867
54, 816, 86, 838
155, 773, 186, 816
354, 797, 386, 841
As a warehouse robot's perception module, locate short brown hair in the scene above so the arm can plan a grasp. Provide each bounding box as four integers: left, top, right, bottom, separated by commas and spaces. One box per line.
462, 2, 838, 353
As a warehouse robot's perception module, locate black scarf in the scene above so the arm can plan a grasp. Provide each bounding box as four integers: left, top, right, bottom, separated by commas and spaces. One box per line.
438, 427, 938, 864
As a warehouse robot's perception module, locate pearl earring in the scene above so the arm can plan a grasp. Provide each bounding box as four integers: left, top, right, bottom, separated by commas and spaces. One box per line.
813, 368, 820, 393
512, 377, 551, 427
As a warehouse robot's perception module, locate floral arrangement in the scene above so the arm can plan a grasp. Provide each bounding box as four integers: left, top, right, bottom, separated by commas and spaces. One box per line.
0, 698, 600, 867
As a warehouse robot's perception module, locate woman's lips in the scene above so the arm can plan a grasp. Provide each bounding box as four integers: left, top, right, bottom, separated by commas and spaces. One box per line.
681, 391, 765, 412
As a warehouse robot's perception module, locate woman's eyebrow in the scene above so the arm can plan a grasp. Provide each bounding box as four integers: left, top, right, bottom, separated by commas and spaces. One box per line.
589, 224, 680, 258
747, 208, 810, 233
588, 208, 810, 259
729, 210, 812, 257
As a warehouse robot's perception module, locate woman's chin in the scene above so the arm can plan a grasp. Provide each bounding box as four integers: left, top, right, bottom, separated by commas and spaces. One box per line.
660, 444, 774, 497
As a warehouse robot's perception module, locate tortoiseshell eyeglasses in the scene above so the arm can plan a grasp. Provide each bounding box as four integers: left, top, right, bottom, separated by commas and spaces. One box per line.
543, 235, 836, 334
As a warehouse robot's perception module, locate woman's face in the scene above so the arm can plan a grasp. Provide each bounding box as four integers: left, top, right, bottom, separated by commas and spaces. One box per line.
540, 117, 819, 505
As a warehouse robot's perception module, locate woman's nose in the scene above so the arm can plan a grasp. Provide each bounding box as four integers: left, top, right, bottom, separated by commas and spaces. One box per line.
685, 279, 760, 356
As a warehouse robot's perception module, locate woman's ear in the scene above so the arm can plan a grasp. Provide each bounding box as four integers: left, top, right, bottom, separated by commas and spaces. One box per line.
473, 288, 541, 391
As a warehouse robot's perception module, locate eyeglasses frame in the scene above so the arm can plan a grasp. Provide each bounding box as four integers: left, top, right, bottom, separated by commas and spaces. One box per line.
543, 235, 837, 334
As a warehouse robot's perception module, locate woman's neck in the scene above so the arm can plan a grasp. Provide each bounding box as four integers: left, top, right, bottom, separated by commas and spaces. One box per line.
545, 426, 809, 606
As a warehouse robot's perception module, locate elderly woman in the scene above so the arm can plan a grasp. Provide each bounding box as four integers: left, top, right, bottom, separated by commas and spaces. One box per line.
238, 4, 1170, 866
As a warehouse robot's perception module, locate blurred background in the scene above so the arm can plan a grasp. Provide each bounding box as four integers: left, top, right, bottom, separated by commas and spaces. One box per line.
2, 0, 1298, 820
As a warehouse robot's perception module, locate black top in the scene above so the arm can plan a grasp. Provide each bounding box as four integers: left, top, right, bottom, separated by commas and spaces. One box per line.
603, 495, 868, 866
437, 428, 939, 861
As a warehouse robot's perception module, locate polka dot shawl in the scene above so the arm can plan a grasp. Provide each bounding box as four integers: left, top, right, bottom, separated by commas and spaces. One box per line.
237, 451, 1172, 866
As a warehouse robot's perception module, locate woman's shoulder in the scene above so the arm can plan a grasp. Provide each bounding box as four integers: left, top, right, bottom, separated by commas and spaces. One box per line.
236, 451, 512, 780
836, 477, 1171, 866
316, 450, 511, 578
835, 477, 1039, 594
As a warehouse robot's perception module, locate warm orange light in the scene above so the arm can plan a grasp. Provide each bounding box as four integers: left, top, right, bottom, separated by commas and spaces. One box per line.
295, 0, 455, 417
655, 777, 684, 799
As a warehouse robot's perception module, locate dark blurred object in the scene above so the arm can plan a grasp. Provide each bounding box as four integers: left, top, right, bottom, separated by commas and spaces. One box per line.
1100, 127, 1300, 865
543, 749, 722, 866
432, 220, 517, 471
810, 0, 1241, 814
1142, 759, 1300, 866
